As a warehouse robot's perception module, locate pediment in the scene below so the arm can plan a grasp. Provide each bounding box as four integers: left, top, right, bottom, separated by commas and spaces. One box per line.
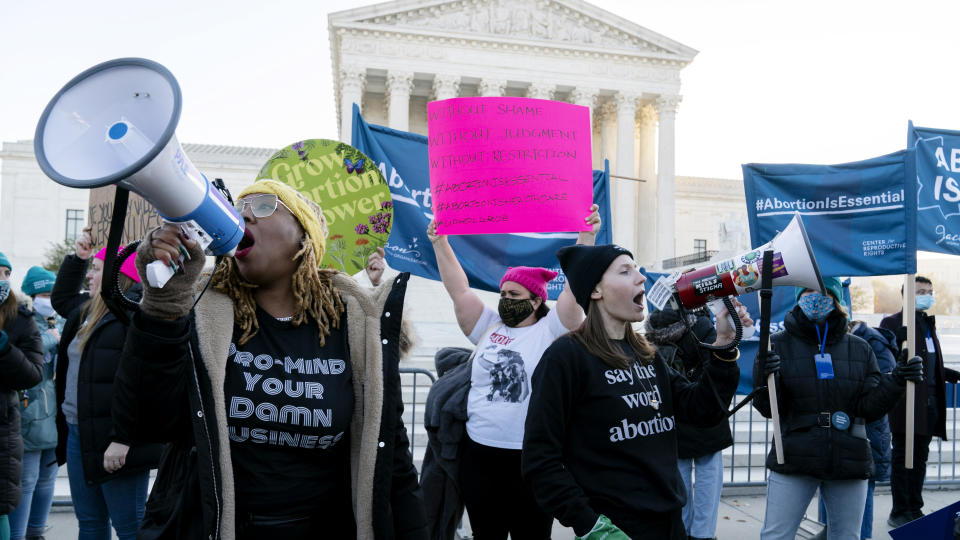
330, 0, 697, 62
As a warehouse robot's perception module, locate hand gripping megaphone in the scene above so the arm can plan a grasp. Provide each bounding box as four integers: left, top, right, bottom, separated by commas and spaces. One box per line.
34, 58, 244, 293
646, 212, 824, 349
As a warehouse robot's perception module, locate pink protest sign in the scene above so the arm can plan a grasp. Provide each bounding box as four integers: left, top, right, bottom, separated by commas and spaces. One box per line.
427, 97, 593, 235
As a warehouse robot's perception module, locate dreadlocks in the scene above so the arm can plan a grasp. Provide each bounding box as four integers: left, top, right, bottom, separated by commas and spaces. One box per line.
211, 238, 344, 346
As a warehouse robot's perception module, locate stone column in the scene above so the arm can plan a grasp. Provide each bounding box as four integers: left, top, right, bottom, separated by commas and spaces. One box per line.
570, 87, 599, 167
386, 70, 414, 132
478, 78, 506, 97
526, 82, 555, 100
339, 65, 366, 142
599, 101, 618, 172
614, 92, 638, 254
636, 104, 658, 264
432, 74, 460, 101
656, 95, 681, 265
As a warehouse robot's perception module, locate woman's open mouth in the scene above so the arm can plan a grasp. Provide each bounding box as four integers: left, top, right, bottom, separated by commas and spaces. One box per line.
235, 229, 255, 258
633, 291, 645, 309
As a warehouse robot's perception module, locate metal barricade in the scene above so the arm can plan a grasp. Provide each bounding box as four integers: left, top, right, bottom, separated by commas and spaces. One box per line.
722, 384, 960, 487
399, 366, 436, 458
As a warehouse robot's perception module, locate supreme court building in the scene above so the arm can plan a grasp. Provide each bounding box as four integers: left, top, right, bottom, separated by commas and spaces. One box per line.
0, 0, 748, 295
329, 0, 714, 267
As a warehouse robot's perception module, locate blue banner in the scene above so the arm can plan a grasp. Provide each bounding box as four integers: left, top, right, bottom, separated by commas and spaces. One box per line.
743, 150, 918, 277
351, 105, 612, 299
643, 270, 849, 394
908, 122, 960, 255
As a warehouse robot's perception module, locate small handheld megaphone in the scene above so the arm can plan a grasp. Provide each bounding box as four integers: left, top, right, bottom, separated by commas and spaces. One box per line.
673, 212, 824, 308
34, 58, 244, 287
646, 212, 823, 347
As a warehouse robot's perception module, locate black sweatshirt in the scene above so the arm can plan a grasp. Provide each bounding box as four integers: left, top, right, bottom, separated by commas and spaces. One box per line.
521, 335, 740, 537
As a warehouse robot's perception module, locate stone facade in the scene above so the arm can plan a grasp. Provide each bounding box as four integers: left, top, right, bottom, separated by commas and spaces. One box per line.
328, 0, 699, 264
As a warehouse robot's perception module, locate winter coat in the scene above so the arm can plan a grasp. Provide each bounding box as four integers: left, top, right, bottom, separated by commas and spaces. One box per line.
51, 254, 163, 484
880, 310, 960, 439
0, 305, 44, 514
111, 272, 428, 540
850, 322, 896, 482
18, 310, 63, 452
420, 347, 472, 540
753, 307, 904, 480
646, 309, 733, 459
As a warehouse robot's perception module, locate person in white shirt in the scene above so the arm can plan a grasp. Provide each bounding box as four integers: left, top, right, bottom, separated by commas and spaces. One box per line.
425, 204, 599, 540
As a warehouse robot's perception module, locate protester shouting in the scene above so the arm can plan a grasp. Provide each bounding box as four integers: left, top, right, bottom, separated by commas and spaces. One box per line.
424, 204, 600, 540
51, 229, 163, 540
112, 180, 427, 540
754, 277, 922, 540
0, 254, 44, 540
9, 267, 64, 540
522, 244, 750, 540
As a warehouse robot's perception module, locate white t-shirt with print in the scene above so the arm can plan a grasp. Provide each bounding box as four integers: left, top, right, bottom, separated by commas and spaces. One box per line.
466, 305, 569, 449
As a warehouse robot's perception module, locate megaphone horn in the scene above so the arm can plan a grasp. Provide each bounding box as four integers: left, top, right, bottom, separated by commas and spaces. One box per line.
34, 58, 244, 260
675, 212, 824, 309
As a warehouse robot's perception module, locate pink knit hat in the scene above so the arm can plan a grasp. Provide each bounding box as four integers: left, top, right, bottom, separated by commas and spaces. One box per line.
499, 266, 558, 301
94, 247, 142, 284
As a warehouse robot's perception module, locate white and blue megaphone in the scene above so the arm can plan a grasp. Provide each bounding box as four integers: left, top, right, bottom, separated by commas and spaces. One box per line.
34, 58, 244, 286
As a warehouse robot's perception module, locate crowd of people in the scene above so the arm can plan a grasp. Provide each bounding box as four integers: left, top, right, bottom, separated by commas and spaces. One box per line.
0, 177, 952, 540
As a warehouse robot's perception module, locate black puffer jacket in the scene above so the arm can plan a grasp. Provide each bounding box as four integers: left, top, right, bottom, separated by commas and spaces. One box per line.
51, 254, 163, 484
753, 307, 904, 479
647, 308, 733, 459
0, 304, 44, 514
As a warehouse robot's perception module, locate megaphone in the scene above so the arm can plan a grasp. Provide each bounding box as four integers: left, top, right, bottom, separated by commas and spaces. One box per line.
674, 212, 824, 309
34, 58, 244, 262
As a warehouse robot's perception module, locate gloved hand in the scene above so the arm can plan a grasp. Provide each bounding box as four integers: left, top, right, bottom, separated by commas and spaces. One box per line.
761, 352, 781, 378
576, 515, 630, 540
893, 349, 924, 384
135, 224, 206, 320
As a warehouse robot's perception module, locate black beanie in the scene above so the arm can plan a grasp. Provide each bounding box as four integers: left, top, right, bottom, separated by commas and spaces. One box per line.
556, 244, 633, 312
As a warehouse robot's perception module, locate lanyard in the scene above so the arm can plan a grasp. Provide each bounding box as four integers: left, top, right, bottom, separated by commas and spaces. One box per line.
814, 321, 829, 356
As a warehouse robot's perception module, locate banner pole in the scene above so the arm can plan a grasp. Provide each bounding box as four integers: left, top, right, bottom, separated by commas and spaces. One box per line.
757, 250, 784, 464
904, 273, 916, 469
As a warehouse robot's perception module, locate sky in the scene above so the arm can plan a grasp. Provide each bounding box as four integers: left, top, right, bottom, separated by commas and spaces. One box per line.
3, 0, 960, 182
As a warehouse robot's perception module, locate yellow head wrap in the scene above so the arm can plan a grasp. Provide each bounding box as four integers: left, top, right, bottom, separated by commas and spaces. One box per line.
238, 180, 327, 264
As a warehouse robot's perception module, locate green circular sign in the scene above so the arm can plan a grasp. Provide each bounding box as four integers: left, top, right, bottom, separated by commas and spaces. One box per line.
256, 139, 393, 274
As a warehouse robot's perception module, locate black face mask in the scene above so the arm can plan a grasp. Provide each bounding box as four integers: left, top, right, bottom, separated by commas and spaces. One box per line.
498, 297, 536, 327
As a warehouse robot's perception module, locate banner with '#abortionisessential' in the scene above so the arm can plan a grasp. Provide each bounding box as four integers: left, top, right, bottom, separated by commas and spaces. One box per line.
908, 121, 960, 255
427, 97, 593, 235
743, 150, 917, 277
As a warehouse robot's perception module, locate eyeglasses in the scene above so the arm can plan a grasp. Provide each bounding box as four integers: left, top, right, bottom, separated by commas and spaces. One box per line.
916, 289, 935, 296
234, 193, 290, 218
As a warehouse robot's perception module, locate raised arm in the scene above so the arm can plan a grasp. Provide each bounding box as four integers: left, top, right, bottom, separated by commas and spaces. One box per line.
556, 204, 600, 330
51, 226, 97, 318
427, 220, 484, 336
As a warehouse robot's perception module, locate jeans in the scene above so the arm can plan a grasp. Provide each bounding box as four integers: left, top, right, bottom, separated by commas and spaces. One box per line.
9, 448, 58, 540
817, 479, 875, 539
66, 424, 148, 540
761, 471, 867, 540
678, 451, 724, 538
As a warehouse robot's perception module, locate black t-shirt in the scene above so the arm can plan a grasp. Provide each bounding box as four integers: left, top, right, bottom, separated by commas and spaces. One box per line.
522, 336, 740, 537
225, 307, 354, 518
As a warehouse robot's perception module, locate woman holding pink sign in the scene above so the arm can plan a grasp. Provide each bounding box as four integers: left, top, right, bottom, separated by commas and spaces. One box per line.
425, 204, 600, 540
